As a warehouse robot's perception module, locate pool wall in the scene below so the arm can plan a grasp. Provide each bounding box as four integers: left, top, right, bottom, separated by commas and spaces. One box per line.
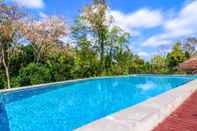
0, 74, 196, 94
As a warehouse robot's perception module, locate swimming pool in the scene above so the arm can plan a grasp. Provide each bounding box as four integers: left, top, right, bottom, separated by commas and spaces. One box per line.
0, 75, 196, 131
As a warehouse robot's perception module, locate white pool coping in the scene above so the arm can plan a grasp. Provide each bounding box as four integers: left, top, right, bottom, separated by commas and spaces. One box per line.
76, 79, 197, 131
0, 74, 196, 94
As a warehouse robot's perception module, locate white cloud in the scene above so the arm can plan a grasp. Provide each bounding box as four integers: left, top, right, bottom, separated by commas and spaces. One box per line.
59, 36, 74, 45
15, 0, 45, 9
142, 34, 173, 47
138, 51, 149, 57
39, 12, 48, 18
39, 12, 47, 18
142, 1, 197, 47
109, 9, 163, 35
164, 0, 197, 38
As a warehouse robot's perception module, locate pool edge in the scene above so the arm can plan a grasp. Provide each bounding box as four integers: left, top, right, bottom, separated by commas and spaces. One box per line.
75, 79, 197, 131
0, 74, 196, 94
0, 75, 137, 93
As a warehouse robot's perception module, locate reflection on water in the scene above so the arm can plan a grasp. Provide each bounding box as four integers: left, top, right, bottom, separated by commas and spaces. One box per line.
137, 81, 155, 90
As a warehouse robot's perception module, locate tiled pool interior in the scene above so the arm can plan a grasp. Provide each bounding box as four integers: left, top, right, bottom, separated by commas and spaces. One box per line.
0, 75, 196, 131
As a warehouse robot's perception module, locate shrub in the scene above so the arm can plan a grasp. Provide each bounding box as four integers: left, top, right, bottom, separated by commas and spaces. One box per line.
0, 70, 6, 89
17, 63, 51, 86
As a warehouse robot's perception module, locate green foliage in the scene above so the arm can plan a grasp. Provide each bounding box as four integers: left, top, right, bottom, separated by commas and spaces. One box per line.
46, 45, 76, 81
0, 69, 6, 89
111, 49, 132, 75
17, 63, 51, 86
151, 55, 168, 74
75, 37, 99, 77
129, 56, 144, 74
82, 2, 109, 69
166, 43, 187, 72
0, 0, 196, 89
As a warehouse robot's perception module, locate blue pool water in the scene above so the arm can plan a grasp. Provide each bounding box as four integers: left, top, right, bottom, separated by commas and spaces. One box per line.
0, 75, 196, 131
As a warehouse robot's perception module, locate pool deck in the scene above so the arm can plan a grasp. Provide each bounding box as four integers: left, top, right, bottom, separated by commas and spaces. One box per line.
153, 90, 197, 131
76, 79, 197, 131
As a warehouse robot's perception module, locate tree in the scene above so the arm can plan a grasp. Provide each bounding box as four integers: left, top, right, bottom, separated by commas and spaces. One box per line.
151, 56, 166, 66
183, 37, 197, 57
21, 16, 69, 63
72, 17, 100, 77
46, 43, 77, 81
82, 1, 109, 70
0, 1, 24, 88
106, 26, 131, 74
151, 55, 168, 73
167, 42, 187, 72
75, 37, 99, 77
129, 55, 145, 74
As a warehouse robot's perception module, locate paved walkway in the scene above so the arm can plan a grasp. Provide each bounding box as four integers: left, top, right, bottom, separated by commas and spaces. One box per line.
153, 91, 197, 131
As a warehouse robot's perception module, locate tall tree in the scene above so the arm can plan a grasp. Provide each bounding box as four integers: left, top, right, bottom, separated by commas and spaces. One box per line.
0, 1, 24, 88
21, 16, 69, 63
106, 26, 130, 71
72, 18, 99, 77
82, 0, 109, 70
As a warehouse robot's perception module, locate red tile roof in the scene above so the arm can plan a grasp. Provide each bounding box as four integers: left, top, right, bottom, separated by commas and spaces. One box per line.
179, 57, 197, 70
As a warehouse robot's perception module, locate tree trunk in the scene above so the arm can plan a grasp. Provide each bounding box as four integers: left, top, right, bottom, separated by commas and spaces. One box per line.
4, 64, 11, 89
99, 32, 105, 71
35, 52, 41, 64
100, 42, 104, 67
1, 49, 11, 89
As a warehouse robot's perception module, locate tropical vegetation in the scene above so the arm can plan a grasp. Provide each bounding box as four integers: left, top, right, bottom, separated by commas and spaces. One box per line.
0, 0, 196, 89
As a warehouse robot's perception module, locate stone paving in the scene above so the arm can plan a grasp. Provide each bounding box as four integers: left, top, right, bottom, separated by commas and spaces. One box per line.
153, 90, 197, 131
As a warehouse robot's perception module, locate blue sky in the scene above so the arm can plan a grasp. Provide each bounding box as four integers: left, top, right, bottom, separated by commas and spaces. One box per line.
9, 0, 197, 60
